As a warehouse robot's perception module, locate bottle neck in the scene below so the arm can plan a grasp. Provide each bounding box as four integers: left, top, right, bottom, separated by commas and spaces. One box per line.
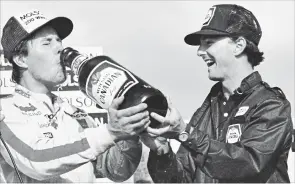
60, 47, 89, 76
71, 54, 89, 75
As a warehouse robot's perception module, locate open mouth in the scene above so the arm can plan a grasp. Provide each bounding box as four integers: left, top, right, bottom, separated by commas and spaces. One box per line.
206, 60, 215, 67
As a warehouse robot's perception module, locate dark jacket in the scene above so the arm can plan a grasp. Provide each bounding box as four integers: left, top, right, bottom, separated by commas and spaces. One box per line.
148, 72, 293, 183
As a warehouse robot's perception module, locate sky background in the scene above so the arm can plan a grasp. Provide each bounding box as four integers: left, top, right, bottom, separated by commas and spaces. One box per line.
1, 0, 294, 181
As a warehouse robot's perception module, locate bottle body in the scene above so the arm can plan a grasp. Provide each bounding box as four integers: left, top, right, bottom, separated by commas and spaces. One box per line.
61, 48, 167, 128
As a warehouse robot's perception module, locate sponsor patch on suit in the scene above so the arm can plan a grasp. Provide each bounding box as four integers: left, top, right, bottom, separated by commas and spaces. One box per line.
226, 124, 242, 144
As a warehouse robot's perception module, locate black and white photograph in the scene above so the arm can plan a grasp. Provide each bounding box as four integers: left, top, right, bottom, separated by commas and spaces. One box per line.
0, 1, 294, 183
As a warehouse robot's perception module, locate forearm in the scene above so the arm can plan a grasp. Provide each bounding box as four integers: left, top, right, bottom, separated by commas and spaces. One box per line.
147, 143, 193, 183
94, 137, 142, 182
0, 122, 115, 180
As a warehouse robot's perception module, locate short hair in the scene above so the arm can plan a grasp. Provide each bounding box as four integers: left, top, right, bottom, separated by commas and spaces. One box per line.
231, 36, 264, 67
9, 37, 31, 84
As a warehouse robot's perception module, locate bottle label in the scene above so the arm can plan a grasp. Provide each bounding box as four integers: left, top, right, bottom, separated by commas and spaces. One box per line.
86, 60, 139, 109
71, 55, 89, 75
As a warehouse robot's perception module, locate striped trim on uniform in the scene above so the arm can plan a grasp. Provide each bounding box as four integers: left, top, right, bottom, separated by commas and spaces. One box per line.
1, 122, 91, 162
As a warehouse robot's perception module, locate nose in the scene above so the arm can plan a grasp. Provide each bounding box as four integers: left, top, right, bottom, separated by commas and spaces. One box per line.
57, 47, 63, 54
56, 40, 63, 54
197, 45, 207, 57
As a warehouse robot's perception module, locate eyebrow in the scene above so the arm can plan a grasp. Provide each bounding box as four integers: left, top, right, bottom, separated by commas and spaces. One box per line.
40, 37, 51, 41
202, 36, 227, 42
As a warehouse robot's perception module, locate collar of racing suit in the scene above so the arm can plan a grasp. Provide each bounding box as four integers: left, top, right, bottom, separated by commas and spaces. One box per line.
14, 84, 63, 112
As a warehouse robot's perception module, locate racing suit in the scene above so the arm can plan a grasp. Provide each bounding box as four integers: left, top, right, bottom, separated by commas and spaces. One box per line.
148, 72, 293, 183
0, 84, 142, 183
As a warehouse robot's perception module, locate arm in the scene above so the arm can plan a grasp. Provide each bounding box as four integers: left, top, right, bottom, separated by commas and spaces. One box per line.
145, 98, 198, 183
93, 137, 142, 182
146, 97, 292, 182
0, 96, 149, 181
91, 96, 151, 182
181, 97, 293, 182
141, 129, 195, 183
147, 138, 200, 183
0, 117, 115, 181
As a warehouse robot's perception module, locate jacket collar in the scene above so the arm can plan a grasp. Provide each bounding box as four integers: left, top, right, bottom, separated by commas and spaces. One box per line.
210, 71, 262, 98
233, 71, 262, 95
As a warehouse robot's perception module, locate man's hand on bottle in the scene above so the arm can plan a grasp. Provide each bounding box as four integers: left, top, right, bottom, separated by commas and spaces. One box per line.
146, 97, 186, 139
107, 96, 151, 142
140, 133, 170, 155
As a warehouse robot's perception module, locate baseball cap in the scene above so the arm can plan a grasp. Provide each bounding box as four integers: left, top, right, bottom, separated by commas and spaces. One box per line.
1, 10, 73, 60
184, 4, 262, 46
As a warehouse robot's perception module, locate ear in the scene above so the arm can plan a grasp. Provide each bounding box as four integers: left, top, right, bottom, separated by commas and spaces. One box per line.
12, 55, 28, 69
233, 37, 247, 56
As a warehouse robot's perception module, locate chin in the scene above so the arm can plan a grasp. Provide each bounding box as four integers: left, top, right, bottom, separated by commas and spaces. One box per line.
208, 75, 222, 81
50, 73, 67, 87
57, 75, 67, 84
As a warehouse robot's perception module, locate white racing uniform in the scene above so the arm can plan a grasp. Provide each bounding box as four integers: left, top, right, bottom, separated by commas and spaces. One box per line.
0, 84, 142, 183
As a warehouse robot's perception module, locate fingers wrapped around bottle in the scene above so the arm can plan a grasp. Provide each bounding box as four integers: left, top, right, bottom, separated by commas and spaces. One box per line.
107, 96, 151, 141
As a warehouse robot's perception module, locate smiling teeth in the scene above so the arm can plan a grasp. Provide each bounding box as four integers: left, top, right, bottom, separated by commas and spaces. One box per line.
206, 60, 215, 67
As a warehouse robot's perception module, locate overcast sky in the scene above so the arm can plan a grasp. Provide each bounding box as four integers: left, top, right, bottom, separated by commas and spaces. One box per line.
1, 0, 294, 179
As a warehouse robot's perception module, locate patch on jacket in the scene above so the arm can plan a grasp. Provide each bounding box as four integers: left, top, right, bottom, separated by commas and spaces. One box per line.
64, 108, 88, 119
235, 106, 249, 117
14, 103, 36, 112
43, 108, 60, 129
226, 124, 241, 144
14, 103, 42, 116
43, 114, 58, 129
43, 132, 53, 138
15, 88, 31, 98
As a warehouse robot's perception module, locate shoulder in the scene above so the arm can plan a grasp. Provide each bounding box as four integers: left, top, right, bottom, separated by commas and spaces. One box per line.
247, 81, 291, 116
258, 81, 287, 100
0, 94, 25, 123
243, 81, 290, 113
1, 94, 16, 110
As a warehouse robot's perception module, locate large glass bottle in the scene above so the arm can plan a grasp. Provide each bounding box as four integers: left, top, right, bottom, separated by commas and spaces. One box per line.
60, 47, 167, 128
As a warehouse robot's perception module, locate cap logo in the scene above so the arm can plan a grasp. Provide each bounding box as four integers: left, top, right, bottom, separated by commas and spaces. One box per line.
202, 6, 216, 26
15, 10, 48, 33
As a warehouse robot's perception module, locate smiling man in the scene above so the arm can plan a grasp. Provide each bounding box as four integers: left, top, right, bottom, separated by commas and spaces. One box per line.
0, 10, 150, 183
141, 4, 293, 183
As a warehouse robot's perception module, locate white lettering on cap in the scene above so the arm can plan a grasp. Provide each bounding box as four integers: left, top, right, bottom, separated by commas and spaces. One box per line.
203, 6, 216, 26
15, 10, 48, 33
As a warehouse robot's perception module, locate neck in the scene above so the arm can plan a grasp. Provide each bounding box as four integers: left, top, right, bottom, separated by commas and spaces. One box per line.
222, 65, 254, 100
20, 72, 51, 95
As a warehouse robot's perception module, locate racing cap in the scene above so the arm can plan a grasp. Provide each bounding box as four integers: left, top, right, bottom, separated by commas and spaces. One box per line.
1, 9, 73, 61
184, 4, 262, 46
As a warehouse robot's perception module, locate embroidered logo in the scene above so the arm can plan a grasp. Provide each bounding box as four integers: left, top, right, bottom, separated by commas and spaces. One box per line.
15, 88, 30, 98
14, 103, 42, 116
14, 103, 36, 112
235, 106, 249, 117
226, 124, 242, 144
43, 132, 53, 138
203, 6, 216, 26
42, 108, 60, 129
43, 114, 58, 129
65, 108, 88, 119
